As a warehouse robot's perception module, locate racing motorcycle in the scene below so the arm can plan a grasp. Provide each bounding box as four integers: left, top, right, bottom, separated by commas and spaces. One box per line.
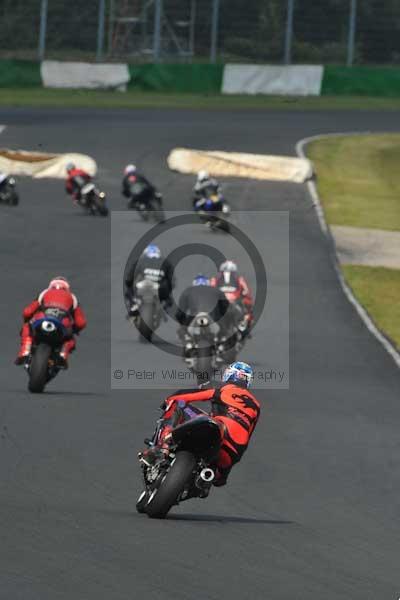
182, 312, 239, 382
130, 279, 162, 343
136, 405, 222, 518
25, 309, 69, 393
127, 183, 165, 224
183, 312, 220, 382
195, 192, 230, 233
0, 176, 19, 206
78, 182, 109, 216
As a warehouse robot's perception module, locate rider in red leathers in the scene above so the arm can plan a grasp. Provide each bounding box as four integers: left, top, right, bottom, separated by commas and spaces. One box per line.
65, 162, 92, 203
15, 276, 87, 367
142, 362, 260, 487
211, 260, 254, 336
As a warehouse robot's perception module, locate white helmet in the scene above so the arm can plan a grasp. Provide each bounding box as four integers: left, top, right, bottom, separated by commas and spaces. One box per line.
220, 260, 238, 273
124, 164, 136, 176
197, 170, 209, 183
49, 276, 70, 291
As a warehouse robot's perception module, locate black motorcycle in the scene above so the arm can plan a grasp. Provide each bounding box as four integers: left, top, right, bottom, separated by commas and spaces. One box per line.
127, 182, 165, 224
183, 312, 239, 382
0, 176, 19, 206
137, 406, 222, 519
25, 309, 68, 393
183, 312, 221, 382
79, 182, 109, 216
130, 279, 162, 343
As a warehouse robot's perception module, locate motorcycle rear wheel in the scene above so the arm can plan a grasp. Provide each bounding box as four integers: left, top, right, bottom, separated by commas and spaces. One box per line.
137, 303, 155, 343
145, 451, 196, 519
28, 344, 52, 393
136, 490, 149, 514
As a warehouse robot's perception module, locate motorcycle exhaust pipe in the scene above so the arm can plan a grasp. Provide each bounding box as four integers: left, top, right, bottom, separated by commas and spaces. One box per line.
196, 467, 215, 489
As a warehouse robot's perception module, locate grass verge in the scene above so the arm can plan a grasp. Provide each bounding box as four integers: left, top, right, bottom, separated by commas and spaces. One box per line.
343, 265, 400, 349
1, 88, 400, 111
307, 133, 400, 351
307, 134, 400, 231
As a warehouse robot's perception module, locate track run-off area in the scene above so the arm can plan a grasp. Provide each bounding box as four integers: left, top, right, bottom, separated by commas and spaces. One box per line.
1, 107, 400, 600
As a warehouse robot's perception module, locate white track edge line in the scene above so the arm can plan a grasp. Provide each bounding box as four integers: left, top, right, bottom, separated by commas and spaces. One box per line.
296, 132, 400, 370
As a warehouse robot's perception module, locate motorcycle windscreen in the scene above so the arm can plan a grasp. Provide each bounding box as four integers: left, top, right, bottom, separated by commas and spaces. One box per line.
172, 417, 221, 458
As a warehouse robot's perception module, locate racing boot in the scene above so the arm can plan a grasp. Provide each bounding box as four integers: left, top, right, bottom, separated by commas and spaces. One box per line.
213, 466, 231, 488
15, 336, 32, 365
58, 338, 75, 369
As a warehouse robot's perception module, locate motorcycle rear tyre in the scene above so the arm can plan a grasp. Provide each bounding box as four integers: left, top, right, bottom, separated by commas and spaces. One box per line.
145, 451, 196, 519
28, 344, 52, 393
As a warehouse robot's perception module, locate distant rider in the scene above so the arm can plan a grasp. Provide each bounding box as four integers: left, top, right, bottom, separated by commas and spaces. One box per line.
143, 361, 260, 487
122, 164, 163, 210
211, 260, 254, 335
193, 170, 222, 211
15, 276, 87, 368
65, 162, 92, 203
124, 244, 175, 317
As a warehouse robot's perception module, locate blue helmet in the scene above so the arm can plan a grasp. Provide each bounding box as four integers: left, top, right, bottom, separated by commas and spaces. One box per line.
143, 244, 161, 259
223, 361, 253, 388
193, 274, 210, 286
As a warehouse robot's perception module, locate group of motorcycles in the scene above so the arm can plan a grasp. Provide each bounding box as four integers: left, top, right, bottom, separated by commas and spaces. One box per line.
130, 275, 252, 385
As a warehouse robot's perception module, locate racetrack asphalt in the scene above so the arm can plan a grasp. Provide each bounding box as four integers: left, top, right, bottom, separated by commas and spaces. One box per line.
1, 107, 400, 600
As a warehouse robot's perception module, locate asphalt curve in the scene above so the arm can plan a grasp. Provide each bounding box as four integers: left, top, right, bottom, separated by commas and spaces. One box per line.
1, 108, 400, 600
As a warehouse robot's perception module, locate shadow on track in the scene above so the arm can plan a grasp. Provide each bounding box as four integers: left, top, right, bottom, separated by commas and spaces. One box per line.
167, 513, 294, 525
4, 389, 105, 398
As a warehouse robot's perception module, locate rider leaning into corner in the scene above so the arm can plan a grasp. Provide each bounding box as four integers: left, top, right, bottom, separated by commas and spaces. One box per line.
65, 162, 92, 203
15, 276, 87, 368
143, 361, 260, 487
192, 170, 221, 209
124, 244, 175, 317
122, 164, 163, 210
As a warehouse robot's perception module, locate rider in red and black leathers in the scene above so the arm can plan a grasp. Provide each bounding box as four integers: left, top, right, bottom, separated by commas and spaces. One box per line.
65, 163, 92, 202
15, 276, 87, 367
148, 369, 260, 486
